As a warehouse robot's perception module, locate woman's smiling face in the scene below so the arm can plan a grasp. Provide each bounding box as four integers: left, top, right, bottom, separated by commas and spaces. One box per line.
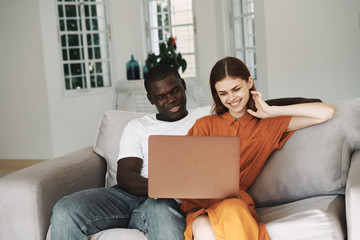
215, 77, 253, 118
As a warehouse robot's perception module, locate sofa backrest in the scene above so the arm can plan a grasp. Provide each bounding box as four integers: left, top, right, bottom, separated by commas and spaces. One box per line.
248, 98, 360, 207
94, 98, 360, 204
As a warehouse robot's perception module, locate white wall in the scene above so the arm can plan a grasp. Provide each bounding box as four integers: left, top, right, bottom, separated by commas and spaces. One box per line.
1, 0, 359, 159
38, 0, 115, 158
0, 0, 53, 159
259, 0, 360, 102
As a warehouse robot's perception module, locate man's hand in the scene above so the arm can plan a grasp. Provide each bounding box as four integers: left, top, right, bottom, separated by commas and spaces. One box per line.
117, 157, 148, 196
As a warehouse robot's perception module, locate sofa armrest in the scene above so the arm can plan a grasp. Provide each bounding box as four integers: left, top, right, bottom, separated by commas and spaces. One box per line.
346, 150, 360, 240
0, 146, 106, 240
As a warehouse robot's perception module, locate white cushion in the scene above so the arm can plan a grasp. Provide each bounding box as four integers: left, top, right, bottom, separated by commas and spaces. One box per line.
90, 228, 147, 240
94, 110, 146, 187
257, 195, 346, 240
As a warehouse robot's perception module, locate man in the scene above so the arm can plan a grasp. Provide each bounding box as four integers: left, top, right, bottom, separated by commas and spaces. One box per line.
50, 64, 210, 240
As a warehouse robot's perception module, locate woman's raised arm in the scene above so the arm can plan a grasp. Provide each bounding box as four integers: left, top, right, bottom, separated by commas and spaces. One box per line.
247, 91, 335, 132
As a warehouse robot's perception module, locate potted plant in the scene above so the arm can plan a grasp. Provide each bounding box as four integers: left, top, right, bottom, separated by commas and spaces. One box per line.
145, 36, 187, 74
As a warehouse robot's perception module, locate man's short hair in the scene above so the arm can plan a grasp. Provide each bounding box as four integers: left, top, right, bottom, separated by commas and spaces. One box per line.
144, 64, 181, 93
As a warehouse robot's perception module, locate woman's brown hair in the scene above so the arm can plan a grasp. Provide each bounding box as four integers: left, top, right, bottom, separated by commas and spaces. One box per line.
210, 57, 257, 115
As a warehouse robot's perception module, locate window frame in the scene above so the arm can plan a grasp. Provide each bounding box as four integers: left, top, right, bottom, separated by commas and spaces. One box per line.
143, 0, 197, 78
56, 0, 113, 94
227, 0, 257, 80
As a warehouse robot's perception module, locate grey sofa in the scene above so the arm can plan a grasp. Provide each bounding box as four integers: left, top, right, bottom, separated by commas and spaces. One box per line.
0, 98, 359, 240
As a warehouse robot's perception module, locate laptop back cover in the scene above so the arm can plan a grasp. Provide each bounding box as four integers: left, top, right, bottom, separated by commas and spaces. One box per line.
148, 135, 240, 199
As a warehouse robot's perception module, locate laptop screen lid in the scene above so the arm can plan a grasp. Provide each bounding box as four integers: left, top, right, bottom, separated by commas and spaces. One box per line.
148, 135, 240, 199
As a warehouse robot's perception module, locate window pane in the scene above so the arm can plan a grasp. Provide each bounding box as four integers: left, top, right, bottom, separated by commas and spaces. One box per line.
244, 49, 256, 66
233, 19, 243, 49
89, 62, 95, 74
90, 61, 111, 88
72, 76, 85, 89
172, 26, 194, 53
241, 0, 254, 14
64, 64, 70, 77
171, 0, 192, 12
95, 62, 102, 73
232, 0, 241, 18
66, 19, 80, 31
62, 49, 68, 60
181, 54, 196, 78
235, 50, 244, 61
91, 5, 97, 17
171, 9, 193, 25
242, 15, 255, 47
61, 35, 67, 47
94, 47, 101, 59
69, 48, 81, 60
244, 48, 256, 78
65, 78, 71, 89
59, 20, 65, 31
96, 76, 103, 87
58, 5, 64, 18
70, 63, 82, 75
90, 76, 96, 87
68, 34, 81, 46
65, 5, 77, 17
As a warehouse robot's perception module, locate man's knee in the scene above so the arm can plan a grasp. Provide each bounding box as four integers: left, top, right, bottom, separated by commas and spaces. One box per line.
51, 195, 83, 224
143, 199, 182, 217
137, 199, 185, 240
142, 198, 177, 210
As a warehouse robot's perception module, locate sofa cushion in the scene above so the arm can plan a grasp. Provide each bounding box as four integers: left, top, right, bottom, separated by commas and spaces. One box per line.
257, 195, 346, 240
248, 98, 360, 207
90, 228, 147, 240
94, 110, 146, 187
88, 196, 346, 240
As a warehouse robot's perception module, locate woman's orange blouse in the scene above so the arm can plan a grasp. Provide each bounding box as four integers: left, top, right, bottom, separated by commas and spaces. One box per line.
180, 112, 294, 239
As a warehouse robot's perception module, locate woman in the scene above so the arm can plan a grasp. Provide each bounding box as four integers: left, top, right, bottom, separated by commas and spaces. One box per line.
180, 57, 335, 240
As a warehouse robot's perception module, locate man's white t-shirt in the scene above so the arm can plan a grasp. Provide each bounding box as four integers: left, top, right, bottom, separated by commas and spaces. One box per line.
117, 106, 211, 178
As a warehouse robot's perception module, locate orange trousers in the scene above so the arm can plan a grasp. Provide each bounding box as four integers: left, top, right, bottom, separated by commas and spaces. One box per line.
184, 198, 270, 240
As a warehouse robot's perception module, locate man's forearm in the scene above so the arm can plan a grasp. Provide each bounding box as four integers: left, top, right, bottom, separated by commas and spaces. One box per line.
117, 169, 148, 196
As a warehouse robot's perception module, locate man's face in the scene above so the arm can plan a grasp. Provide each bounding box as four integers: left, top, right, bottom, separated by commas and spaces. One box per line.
147, 75, 188, 122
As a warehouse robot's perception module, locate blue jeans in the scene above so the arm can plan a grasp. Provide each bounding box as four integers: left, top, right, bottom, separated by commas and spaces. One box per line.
50, 185, 185, 240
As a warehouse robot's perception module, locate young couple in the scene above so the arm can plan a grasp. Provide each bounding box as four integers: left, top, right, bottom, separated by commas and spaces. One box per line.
51, 57, 334, 240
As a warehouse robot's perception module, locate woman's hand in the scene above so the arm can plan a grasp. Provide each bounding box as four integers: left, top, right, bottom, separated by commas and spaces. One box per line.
247, 91, 272, 119
247, 90, 335, 131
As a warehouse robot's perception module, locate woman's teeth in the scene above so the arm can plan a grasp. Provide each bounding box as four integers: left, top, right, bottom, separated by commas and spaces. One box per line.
229, 100, 240, 106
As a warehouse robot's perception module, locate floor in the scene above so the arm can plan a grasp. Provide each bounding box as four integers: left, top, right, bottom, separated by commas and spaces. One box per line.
0, 159, 45, 178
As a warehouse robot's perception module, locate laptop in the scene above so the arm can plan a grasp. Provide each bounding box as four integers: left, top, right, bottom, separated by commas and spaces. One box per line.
148, 135, 240, 199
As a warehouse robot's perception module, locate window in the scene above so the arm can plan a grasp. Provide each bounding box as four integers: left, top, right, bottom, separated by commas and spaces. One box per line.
56, 0, 111, 91
144, 0, 196, 77
229, 0, 257, 79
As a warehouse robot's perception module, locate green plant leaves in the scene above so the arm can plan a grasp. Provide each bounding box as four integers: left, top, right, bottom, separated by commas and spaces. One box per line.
145, 37, 187, 73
